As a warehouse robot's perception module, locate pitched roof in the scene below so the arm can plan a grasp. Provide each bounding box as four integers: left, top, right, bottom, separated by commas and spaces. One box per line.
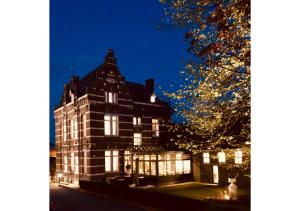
58, 49, 170, 106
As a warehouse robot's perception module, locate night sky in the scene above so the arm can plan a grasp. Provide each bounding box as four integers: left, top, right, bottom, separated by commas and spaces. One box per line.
50, 0, 191, 144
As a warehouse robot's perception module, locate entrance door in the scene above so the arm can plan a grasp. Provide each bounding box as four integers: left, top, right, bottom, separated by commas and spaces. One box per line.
213, 165, 219, 184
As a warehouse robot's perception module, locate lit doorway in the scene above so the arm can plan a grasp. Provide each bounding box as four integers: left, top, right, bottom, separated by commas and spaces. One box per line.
213, 165, 219, 184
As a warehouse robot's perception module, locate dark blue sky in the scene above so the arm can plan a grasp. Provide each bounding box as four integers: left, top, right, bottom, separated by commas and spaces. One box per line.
50, 0, 190, 144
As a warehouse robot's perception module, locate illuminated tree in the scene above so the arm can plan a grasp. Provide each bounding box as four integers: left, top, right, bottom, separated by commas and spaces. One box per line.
161, 0, 250, 169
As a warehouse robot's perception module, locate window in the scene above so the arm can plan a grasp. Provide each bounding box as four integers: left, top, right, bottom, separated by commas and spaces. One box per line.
150, 93, 156, 103
75, 156, 79, 174
83, 114, 87, 137
63, 119, 67, 142
64, 156, 68, 173
176, 153, 183, 174
235, 150, 243, 164
105, 92, 118, 103
124, 151, 132, 173
203, 152, 210, 164
71, 152, 75, 171
133, 117, 141, 126
134, 133, 142, 146
71, 117, 78, 139
104, 115, 119, 136
114, 93, 118, 103
105, 150, 119, 172
218, 151, 226, 163
183, 160, 191, 174
105, 151, 111, 172
152, 119, 159, 137
83, 150, 87, 174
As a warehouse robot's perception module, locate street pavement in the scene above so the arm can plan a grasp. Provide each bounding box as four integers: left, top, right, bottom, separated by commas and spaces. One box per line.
50, 183, 146, 211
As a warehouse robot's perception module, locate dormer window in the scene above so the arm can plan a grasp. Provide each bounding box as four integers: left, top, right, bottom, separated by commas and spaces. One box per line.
105, 91, 118, 103
69, 90, 74, 102
150, 93, 156, 103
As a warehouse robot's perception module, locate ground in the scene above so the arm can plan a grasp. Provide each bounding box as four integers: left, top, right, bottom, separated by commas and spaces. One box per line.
146, 182, 250, 201
50, 182, 145, 211
144, 182, 250, 210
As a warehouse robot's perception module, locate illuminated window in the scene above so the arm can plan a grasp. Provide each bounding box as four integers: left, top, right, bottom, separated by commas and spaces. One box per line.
235, 150, 243, 164
71, 152, 75, 172
152, 119, 159, 137
134, 133, 142, 146
105, 92, 118, 103
83, 114, 87, 137
183, 160, 191, 174
83, 150, 87, 174
114, 93, 118, 103
203, 152, 210, 164
133, 117, 141, 126
105, 150, 119, 172
63, 119, 67, 142
71, 117, 78, 139
150, 161, 156, 175
124, 151, 132, 173
75, 156, 79, 174
150, 93, 156, 103
104, 115, 119, 136
159, 161, 166, 176
64, 156, 68, 173
176, 153, 183, 174
112, 151, 119, 171
218, 151, 226, 163
105, 151, 111, 172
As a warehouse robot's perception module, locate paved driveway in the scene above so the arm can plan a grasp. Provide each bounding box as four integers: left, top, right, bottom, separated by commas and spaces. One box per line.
50, 183, 145, 211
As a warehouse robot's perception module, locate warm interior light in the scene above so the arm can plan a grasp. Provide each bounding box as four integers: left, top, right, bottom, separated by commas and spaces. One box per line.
218, 151, 226, 163
150, 93, 156, 103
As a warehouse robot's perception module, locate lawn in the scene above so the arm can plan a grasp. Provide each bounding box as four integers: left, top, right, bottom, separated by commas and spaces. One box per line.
145, 182, 250, 210
147, 182, 250, 201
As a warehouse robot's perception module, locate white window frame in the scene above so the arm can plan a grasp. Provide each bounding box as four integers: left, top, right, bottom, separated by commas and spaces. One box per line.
83, 114, 87, 137
218, 151, 226, 163
104, 115, 119, 136
63, 119, 67, 142
150, 93, 156, 103
71, 151, 75, 171
64, 156, 68, 173
105, 150, 119, 172
83, 150, 87, 174
133, 117, 142, 126
75, 156, 79, 174
134, 133, 142, 146
235, 150, 243, 164
152, 119, 159, 137
203, 152, 210, 164
105, 91, 118, 103
71, 117, 78, 139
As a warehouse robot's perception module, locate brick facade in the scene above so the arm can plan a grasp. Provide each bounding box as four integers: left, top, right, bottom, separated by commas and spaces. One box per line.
54, 49, 172, 184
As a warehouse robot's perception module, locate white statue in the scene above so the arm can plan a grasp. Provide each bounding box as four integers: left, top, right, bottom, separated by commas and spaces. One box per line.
228, 177, 238, 200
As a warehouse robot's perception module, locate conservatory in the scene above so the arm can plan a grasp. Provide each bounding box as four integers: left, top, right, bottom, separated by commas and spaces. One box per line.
124, 146, 192, 185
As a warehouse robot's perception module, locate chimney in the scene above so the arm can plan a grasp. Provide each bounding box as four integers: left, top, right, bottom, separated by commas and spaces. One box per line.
104, 48, 117, 65
145, 78, 154, 94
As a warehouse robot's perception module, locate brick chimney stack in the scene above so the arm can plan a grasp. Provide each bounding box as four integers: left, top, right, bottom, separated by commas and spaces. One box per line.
145, 78, 154, 94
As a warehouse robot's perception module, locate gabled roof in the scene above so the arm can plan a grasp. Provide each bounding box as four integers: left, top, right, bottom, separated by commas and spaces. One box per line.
58, 49, 170, 107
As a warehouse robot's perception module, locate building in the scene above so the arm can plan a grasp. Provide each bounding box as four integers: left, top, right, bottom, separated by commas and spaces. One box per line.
194, 147, 250, 187
50, 143, 56, 180
54, 49, 192, 185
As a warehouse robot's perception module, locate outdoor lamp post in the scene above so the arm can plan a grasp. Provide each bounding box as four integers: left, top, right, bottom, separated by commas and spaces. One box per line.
57, 173, 63, 187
